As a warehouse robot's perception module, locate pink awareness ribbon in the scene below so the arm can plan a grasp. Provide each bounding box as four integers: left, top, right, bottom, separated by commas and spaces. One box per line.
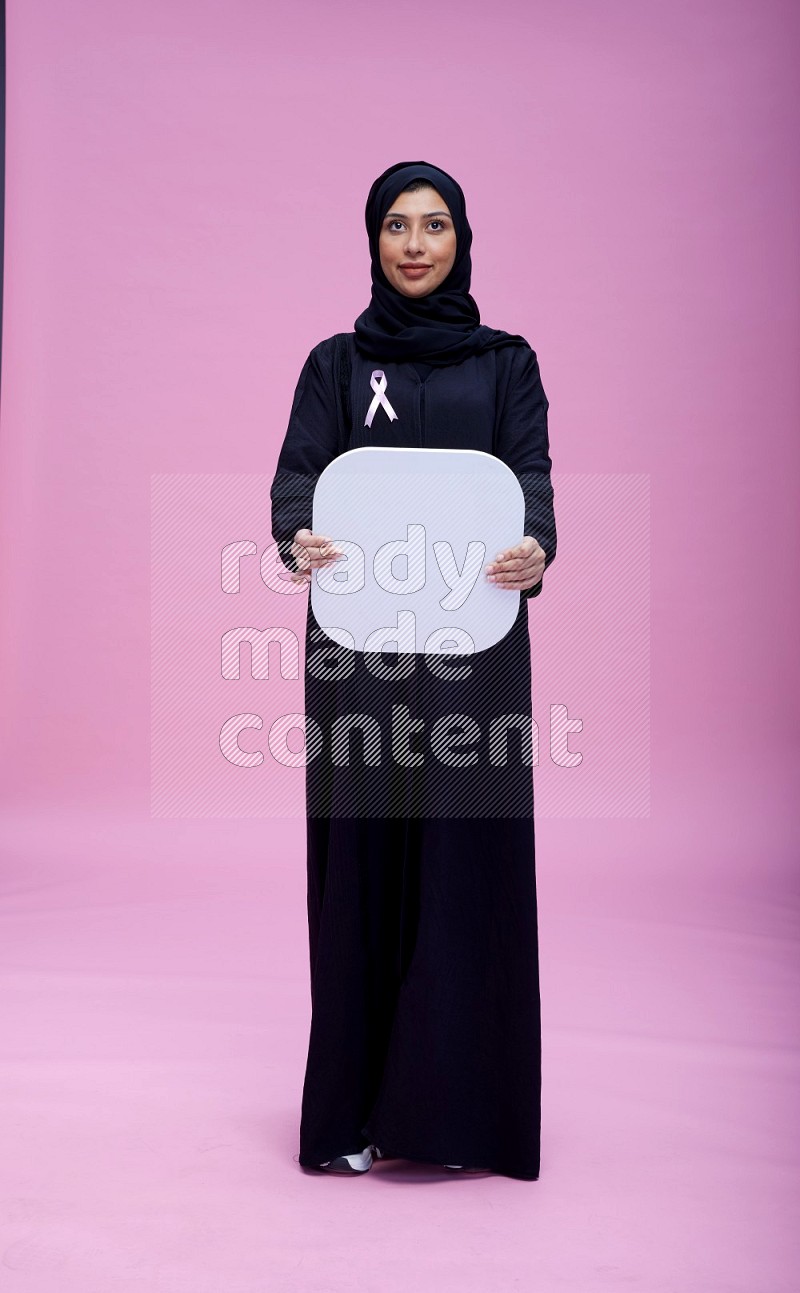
364, 370, 398, 428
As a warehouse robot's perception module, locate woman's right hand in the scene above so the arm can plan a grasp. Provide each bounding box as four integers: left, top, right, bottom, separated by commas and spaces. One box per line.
289, 529, 344, 584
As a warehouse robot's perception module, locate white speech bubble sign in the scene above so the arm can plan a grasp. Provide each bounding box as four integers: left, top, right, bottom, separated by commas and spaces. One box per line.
310, 447, 525, 655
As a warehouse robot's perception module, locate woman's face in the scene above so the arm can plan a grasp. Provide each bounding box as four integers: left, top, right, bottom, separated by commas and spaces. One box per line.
378, 185, 457, 298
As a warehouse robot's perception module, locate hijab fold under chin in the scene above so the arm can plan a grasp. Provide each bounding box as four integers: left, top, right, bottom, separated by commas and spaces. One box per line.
353, 160, 530, 367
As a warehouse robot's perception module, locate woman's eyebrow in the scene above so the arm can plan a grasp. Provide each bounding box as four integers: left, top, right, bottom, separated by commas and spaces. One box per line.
384, 210, 451, 220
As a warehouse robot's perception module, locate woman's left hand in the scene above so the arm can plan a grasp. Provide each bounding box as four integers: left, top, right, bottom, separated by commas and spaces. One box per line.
485, 536, 546, 591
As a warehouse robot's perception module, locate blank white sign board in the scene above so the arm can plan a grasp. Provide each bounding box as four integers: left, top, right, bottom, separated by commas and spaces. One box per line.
310, 447, 525, 655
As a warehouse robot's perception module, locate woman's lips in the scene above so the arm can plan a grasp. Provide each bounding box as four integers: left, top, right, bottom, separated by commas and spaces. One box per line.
399, 266, 431, 277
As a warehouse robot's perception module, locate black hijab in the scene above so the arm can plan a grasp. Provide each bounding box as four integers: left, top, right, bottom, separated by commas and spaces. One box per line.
353, 160, 530, 367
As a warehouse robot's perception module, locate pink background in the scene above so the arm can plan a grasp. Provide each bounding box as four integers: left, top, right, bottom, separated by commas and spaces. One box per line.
1, 0, 798, 1289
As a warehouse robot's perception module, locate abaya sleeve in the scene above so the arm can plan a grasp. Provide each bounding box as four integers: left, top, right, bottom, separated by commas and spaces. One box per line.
494, 345, 557, 599
270, 340, 343, 575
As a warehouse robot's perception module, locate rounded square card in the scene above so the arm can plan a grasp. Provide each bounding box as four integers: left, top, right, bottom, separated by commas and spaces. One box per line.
310, 447, 524, 655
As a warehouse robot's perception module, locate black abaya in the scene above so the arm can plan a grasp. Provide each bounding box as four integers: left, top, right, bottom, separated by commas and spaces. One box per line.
270, 331, 557, 1180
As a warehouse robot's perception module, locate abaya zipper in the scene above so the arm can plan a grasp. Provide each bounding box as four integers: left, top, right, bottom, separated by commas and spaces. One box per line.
410, 374, 424, 814
419, 380, 425, 447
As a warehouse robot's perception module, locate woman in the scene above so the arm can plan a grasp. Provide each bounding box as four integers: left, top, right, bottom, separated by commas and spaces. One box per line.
270, 160, 557, 1180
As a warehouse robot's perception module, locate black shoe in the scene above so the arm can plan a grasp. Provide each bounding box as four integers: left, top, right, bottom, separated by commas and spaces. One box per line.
318, 1146, 374, 1174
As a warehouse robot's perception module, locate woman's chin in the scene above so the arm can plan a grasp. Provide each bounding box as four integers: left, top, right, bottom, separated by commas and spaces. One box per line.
394, 279, 436, 299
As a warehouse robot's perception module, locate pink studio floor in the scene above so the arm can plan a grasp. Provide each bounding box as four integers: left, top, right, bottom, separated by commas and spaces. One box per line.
1, 773, 797, 1293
